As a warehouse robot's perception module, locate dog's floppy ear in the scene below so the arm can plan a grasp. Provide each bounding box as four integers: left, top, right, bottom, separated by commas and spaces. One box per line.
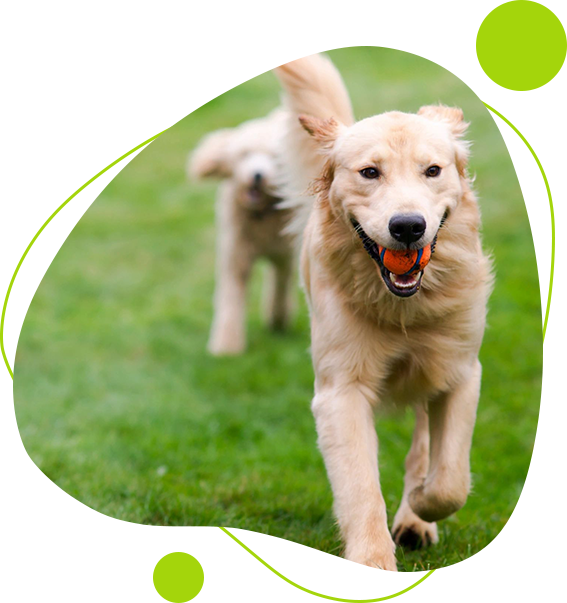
188, 128, 234, 179
299, 115, 342, 151
417, 105, 469, 137
418, 105, 471, 176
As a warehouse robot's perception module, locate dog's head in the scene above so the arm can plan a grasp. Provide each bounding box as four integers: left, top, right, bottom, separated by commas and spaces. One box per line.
189, 111, 284, 212
300, 106, 470, 297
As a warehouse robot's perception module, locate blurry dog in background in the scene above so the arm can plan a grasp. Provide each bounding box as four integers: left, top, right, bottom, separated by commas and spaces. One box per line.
188, 109, 295, 355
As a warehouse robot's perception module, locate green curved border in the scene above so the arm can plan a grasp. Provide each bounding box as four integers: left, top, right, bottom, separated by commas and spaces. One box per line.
0, 130, 166, 601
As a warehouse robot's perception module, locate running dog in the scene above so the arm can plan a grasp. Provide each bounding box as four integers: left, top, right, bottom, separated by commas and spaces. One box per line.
275, 54, 492, 570
189, 109, 295, 355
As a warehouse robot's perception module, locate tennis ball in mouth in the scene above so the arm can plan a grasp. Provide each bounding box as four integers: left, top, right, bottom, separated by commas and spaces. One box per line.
378, 244, 432, 275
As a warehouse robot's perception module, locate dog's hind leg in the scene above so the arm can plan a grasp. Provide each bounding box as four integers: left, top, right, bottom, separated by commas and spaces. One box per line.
392, 404, 438, 549
263, 256, 294, 331
409, 359, 482, 523
312, 383, 397, 571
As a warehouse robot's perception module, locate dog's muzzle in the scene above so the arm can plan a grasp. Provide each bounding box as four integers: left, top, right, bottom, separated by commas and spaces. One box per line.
351, 212, 447, 298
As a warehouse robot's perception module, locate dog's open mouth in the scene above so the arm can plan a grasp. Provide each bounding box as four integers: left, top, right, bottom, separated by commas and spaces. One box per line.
382, 268, 423, 297
244, 185, 280, 211
246, 186, 264, 204
351, 218, 444, 298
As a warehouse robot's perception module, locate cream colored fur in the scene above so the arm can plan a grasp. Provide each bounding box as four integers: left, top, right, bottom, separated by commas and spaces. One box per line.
189, 110, 295, 355
275, 54, 493, 570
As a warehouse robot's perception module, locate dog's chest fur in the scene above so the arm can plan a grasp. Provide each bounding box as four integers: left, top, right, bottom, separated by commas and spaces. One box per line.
237, 205, 293, 259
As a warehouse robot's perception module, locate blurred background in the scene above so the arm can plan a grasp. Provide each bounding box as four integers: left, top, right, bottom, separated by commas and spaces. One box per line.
14, 47, 542, 571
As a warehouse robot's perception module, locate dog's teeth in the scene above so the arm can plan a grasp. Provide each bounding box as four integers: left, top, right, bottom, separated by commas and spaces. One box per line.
388, 270, 424, 290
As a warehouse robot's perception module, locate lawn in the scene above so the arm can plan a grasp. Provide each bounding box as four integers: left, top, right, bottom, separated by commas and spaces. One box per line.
13, 47, 542, 571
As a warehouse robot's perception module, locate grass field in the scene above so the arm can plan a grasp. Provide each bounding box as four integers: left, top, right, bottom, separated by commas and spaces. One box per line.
13, 47, 542, 571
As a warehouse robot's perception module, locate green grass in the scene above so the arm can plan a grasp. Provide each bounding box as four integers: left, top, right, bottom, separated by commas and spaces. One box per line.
13, 47, 542, 571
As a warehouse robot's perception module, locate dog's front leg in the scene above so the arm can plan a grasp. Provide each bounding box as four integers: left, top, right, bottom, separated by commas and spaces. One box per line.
313, 383, 397, 571
409, 359, 482, 522
208, 234, 253, 356
392, 404, 438, 548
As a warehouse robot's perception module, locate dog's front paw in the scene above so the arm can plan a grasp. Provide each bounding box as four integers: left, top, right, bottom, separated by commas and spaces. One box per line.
352, 555, 398, 577
345, 539, 398, 571
392, 506, 438, 550
207, 333, 246, 356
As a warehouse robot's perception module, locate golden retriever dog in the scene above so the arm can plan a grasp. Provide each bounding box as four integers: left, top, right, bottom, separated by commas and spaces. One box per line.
189, 110, 295, 355
274, 54, 493, 570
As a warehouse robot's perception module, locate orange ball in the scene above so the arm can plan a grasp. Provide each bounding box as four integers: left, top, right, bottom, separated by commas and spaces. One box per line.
378, 244, 432, 275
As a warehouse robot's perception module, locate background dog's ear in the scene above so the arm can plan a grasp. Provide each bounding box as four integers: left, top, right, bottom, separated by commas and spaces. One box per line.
299, 115, 342, 151
418, 105, 471, 176
187, 129, 234, 179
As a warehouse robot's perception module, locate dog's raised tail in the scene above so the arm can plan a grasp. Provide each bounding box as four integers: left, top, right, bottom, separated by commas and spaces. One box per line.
275, 53, 354, 128
274, 54, 354, 237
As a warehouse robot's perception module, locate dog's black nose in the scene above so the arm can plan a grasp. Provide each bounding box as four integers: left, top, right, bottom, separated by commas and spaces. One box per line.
253, 172, 263, 186
388, 214, 426, 245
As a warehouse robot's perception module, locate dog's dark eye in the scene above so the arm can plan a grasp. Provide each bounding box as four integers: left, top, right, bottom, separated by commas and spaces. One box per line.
425, 165, 441, 177
360, 167, 380, 179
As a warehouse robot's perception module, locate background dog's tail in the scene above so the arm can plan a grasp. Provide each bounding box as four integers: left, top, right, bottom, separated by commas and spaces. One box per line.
274, 54, 354, 237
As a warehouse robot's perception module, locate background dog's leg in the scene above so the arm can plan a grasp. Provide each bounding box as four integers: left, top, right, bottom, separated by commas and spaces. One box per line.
208, 240, 253, 356
263, 256, 294, 331
312, 384, 397, 571
392, 404, 438, 549
409, 359, 482, 523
